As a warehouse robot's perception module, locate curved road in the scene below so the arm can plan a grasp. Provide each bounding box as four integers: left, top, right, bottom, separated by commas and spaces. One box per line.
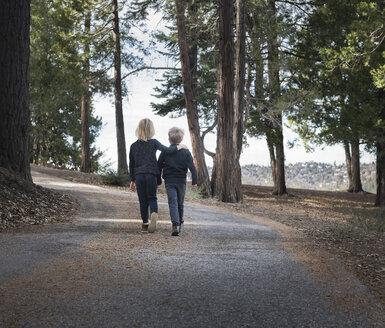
0, 170, 383, 327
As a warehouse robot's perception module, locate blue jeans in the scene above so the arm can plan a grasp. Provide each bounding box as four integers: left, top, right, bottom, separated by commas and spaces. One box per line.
135, 174, 158, 223
165, 183, 186, 225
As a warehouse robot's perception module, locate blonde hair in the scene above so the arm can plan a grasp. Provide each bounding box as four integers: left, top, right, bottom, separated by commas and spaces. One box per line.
135, 118, 155, 141
168, 127, 184, 144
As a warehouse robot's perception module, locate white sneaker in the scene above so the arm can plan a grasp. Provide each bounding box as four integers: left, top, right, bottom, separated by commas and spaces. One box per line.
148, 212, 158, 233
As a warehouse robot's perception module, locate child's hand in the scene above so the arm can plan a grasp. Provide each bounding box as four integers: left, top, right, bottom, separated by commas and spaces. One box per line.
192, 184, 197, 190
130, 181, 136, 192
177, 144, 188, 150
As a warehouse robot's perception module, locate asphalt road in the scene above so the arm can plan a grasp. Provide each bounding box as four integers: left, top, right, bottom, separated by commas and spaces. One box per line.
0, 171, 383, 327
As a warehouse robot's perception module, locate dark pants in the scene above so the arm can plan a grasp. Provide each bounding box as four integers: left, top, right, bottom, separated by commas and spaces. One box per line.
135, 174, 158, 223
165, 183, 186, 225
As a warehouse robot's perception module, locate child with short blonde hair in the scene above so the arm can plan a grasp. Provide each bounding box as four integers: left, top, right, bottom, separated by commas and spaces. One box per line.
129, 119, 187, 233
158, 127, 198, 236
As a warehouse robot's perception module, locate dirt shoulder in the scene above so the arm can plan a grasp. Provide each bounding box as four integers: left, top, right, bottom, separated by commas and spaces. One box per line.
0, 167, 80, 231
17, 165, 385, 308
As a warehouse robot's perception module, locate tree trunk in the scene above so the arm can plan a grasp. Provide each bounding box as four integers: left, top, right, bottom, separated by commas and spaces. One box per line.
0, 1, 31, 181
216, 0, 239, 202
80, 95, 91, 172
350, 137, 363, 192
344, 139, 363, 192
273, 119, 286, 195
175, 0, 211, 196
112, 0, 128, 174
344, 140, 353, 192
231, 0, 247, 202
211, 158, 217, 197
267, 136, 276, 183
266, 0, 286, 195
375, 100, 385, 206
375, 138, 385, 207
81, 11, 91, 173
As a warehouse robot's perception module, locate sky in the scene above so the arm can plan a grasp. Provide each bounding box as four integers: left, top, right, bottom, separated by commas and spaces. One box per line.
93, 71, 375, 169
92, 10, 375, 170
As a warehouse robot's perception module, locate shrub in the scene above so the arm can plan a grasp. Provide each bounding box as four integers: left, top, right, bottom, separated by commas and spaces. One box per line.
185, 185, 204, 199
100, 169, 130, 186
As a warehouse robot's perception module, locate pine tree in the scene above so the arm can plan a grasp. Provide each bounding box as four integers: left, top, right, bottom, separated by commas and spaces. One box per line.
175, 0, 212, 196
0, 0, 31, 181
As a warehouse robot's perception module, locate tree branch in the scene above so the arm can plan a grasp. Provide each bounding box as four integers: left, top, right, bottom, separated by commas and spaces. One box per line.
121, 66, 181, 80
201, 121, 216, 158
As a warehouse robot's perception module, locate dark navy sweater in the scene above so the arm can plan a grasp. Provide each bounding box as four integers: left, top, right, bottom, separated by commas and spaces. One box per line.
157, 145, 198, 185
129, 139, 177, 182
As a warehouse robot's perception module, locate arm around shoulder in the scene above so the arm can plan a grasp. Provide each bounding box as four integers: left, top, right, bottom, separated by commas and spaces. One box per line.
154, 139, 178, 154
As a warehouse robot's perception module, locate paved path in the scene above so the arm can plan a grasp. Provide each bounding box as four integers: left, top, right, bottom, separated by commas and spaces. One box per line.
0, 171, 382, 327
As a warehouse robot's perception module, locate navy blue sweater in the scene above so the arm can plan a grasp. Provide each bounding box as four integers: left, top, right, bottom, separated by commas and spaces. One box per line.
158, 145, 198, 185
129, 139, 177, 182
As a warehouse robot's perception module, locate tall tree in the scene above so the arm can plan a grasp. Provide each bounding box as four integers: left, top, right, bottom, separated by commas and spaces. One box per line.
112, 0, 128, 174
288, 2, 368, 192
231, 0, 247, 201
287, 0, 380, 195
30, 0, 104, 171
216, 0, 239, 202
148, 0, 218, 194
246, 0, 288, 195
0, 1, 31, 181
265, 0, 286, 195
175, 0, 212, 196
81, 9, 92, 173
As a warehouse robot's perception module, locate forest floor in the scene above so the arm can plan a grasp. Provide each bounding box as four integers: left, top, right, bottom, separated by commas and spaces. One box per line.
1, 164, 385, 309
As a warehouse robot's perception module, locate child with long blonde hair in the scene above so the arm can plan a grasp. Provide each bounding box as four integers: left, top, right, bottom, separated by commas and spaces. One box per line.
129, 118, 186, 233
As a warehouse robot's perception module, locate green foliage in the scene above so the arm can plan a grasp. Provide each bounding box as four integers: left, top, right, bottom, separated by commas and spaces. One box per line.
30, 0, 104, 170
287, 0, 385, 152
29, 0, 147, 171
149, 0, 218, 130
245, 0, 303, 144
100, 169, 130, 186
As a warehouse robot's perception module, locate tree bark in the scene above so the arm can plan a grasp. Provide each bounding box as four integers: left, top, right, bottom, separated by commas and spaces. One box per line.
375, 138, 385, 207
175, 0, 211, 196
216, 0, 239, 202
273, 119, 286, 195
344, 139, 363, 192
112, 0, 128, 174
350, 137, 363, 192
375, 100, 385, 206
344, 140, 353, 192
81, 11, 91, 173
0, 1, 31, 181
231, 0, 247, 202
210, 159, 217, 197
267, 136, 276, 183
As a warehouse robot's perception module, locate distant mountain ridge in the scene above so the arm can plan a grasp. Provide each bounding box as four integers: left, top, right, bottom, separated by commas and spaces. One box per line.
240, 162, 376, 193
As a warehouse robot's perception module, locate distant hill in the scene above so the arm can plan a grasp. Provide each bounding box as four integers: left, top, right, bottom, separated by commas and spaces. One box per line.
240, 162, 376, 193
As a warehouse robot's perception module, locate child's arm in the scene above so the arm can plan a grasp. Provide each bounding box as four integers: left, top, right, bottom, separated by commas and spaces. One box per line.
129, 146, 136, 191
129, 145, 135, 183
186, 152, 198, 189
157, 152, 165, 185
